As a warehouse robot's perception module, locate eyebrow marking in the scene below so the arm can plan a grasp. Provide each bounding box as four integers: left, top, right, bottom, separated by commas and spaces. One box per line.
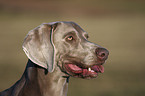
63, 31, 76, 38
83, 32, 89, 39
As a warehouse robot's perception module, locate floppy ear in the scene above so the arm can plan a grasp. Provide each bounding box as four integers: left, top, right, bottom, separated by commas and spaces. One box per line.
22, 23, 58, 72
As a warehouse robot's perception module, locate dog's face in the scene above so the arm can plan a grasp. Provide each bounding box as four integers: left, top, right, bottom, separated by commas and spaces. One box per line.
23, 21, 109, 79
53, 22, 109, 79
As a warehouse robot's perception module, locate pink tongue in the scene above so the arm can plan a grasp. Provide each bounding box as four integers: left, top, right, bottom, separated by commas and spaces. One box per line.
67, 64, 82, 73
99, 65, 104, 73
66, 64, 104, 75
91, 65, 104, 73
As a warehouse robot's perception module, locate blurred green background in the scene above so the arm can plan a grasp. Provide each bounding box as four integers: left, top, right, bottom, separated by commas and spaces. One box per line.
0, 0, 145, 96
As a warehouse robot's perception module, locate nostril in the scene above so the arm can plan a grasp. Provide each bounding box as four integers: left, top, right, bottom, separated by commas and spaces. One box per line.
96, 47, 109, 60
100, 52, 106, 57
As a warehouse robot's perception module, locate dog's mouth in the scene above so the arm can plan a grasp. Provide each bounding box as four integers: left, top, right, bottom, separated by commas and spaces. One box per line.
64, 62, 105, 79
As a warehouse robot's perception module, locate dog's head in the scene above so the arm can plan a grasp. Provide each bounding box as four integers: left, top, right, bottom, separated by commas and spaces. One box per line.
23, 21, 109, 79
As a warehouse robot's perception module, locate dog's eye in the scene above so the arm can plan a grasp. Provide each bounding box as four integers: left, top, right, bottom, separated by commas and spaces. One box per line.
67, 36, 73, 41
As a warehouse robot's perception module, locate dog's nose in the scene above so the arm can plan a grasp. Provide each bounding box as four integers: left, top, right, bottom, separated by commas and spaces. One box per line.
96, 48, 109, 61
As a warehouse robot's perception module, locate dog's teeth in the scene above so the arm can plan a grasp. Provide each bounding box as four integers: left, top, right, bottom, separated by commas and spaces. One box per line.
88, 67, 95, 72
88, 68, 91, 71
91, 70, 95, 72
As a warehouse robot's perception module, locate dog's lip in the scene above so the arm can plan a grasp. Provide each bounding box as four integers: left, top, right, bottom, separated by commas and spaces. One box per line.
64, 62, 105, 78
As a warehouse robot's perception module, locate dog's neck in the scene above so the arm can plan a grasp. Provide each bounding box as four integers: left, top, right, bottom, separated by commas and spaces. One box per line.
20, 60, 69, 96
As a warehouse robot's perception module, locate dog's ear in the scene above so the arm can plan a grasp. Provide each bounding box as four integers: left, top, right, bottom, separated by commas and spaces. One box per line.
22, 22, 59, 72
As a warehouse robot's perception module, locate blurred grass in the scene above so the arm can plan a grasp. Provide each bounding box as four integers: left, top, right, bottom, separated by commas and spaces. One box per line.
0, 0, 145, 96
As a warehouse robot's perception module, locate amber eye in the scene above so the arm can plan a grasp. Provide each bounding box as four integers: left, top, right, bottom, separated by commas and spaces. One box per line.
67, 36, 73, 41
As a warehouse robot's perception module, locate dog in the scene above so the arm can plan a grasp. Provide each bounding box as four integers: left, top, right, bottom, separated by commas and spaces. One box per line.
0, 21, 109, 96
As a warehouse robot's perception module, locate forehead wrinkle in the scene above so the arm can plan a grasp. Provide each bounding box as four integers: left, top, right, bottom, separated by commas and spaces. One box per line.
70, 23, 88, 39
53, 23, 74, 39
62, 23, 76, 34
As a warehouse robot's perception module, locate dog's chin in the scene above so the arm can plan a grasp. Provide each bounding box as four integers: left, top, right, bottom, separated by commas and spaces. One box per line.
63, 62, 105, 79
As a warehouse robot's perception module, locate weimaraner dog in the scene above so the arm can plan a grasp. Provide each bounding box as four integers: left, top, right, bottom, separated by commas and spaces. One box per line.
0, 21, 109, 96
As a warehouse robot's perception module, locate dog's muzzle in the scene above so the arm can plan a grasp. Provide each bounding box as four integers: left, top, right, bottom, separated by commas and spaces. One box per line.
64, 47, 109, 79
